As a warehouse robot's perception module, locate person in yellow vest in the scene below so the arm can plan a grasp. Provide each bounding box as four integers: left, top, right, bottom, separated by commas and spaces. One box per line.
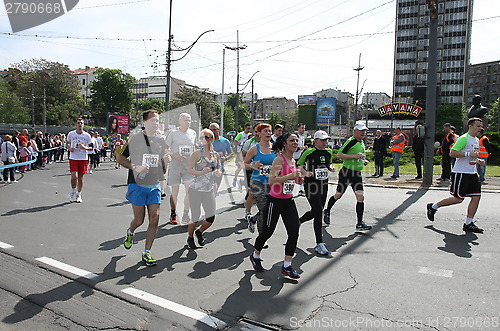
390, 127, 406, 179
477, 129, 491, 182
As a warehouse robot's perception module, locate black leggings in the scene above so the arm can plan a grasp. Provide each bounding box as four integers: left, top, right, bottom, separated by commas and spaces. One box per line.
255, 196, 299, 256
299, 180, 328, 244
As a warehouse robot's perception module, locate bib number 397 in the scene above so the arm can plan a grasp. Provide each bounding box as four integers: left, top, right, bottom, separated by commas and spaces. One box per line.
283, 180, 295, 195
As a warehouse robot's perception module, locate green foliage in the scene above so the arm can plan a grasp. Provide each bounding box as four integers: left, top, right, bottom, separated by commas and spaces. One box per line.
485, 131, 500, 165
89, 68, 135, 123
224, 93, 250, 131
170, 87, 221, 129
436, 104, 463, 130
0, 79, 30, 124
8, 58, 84, 126
281, 109, 298, 132
223, 106, 235, 133
268, 112, 283, 128
485, 98, 499, 131
138, 99, 165, 112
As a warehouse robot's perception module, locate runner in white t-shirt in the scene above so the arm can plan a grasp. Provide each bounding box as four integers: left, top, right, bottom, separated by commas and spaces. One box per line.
66, 118, 93, 203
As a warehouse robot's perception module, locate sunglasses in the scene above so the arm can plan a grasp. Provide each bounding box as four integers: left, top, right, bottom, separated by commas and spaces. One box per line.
200, 135, 213, 140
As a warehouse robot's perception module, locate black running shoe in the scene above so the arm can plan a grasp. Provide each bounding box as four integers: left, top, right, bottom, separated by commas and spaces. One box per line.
187, 237, 197, 249
195, 229, 205, 246
323, 210, 330, 225
463, 222, 483, 233
356, 222, 372, 231
281, 265, 300, 279
249, 254, 265, 272
426, 203, 436, 222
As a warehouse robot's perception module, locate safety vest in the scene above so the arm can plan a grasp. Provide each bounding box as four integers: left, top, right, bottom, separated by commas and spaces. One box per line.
478, 136, 490, 159
390, 133, 406, 153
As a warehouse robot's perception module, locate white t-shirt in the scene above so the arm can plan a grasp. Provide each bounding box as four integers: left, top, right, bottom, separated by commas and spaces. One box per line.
293, 133, 307, 160
67, 130, 92, 160
452, 133, 480, 174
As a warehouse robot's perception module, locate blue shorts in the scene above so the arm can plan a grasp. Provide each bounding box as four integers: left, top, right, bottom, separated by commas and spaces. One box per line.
126, 183, 161, 206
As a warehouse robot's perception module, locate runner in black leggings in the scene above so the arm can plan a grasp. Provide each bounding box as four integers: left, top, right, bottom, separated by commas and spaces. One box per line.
297, 130, 335, 255
249, 133, 304, 279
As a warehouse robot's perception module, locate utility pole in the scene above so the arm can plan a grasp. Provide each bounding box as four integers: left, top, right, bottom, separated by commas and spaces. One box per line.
353, 53, 364, 128
43, 88, 46, 134
225, 30, 246, 132
220, 49, 225, 136
164, 0, 173, 128
251, 79, 255, 126
30, 80, 35, 130
423, 0, 438, 186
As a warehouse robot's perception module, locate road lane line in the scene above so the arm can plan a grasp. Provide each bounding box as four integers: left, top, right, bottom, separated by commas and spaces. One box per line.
418, 266, 453, 278
122, 288, 227, 330
0, 241, 14, 249
36, 257, 98, 279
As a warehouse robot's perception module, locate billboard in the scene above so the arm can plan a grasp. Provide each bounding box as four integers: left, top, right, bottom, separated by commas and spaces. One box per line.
108, 114, 130, 134
377, 102, 423, 117
316, 97, 336, 126
298, 95, 317, 105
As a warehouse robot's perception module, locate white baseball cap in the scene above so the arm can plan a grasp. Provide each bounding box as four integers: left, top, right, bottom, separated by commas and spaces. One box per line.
353, 122, 368, 131
313, 130, 330, 140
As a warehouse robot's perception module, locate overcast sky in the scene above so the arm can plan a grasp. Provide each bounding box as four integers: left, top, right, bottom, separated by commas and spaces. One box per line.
1, 0, 498, 101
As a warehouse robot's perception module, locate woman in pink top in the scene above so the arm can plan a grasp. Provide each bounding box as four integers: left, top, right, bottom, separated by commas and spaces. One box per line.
249, 132, 304, 279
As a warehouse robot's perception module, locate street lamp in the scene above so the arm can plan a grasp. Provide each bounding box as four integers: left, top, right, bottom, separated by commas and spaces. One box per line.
225, 30, 247, 132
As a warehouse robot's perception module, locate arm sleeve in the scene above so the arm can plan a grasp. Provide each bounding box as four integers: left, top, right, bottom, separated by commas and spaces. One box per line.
339, 139, 357, 154
451, 135, 467, 152
296, 148, 312, 166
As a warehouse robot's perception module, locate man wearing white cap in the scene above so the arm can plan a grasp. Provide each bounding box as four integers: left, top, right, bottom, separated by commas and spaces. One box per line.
323, 122, 371, 231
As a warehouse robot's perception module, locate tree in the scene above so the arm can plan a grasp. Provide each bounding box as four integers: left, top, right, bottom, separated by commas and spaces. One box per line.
268, 112, 283, 128
435, 104, 463, 131
0, 79, 30, 124
9, 58, 84, 126
485, 98, 499, 131
170, 87, 220, 129
281, 109, 299, 132
89, 68, 135, 124
225, 93, 250, 132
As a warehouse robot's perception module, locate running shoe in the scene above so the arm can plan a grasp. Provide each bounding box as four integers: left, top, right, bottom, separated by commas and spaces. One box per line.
169, 214, 178, 225
356, 222, 372, 231
281, 265, 300, 279
195, 229, 205, 246
463, 222, 483, 233
248, 219, 256, 233
142, 251, 157, 267
323, 210, 330, 225
314, 243, 330, 255
180, 214, 190, 226
123, 230, 134, 249
69, 191, 77, 203
187, 237, 197, 249
245, 212, 252, 223
250, 254, 264, 272
426, 203, 436, 222
75, 194, 82, 203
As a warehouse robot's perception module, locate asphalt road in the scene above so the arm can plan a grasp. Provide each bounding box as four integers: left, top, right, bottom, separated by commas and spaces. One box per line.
0, 160, 499, 330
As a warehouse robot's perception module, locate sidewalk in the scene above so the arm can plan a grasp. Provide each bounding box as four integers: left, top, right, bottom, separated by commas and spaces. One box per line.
222, 160, 500, 193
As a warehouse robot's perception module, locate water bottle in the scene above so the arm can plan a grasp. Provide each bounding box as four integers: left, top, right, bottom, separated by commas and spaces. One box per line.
138, 163, 149, 179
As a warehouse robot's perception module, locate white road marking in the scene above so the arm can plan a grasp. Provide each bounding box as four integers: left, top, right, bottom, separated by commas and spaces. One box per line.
418, 266, 453, 278
122, 288, 227, 330
0, 241, 14, 249
36, 257, 98, 279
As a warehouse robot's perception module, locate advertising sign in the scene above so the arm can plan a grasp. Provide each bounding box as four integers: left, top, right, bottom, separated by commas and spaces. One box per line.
108, 114, 130, 134
316, 97, 336, 127
298, 95, 317, 105
377, 102, 423, 117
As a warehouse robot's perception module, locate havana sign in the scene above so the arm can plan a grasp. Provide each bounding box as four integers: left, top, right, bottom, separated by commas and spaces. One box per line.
377, 102, 423, 117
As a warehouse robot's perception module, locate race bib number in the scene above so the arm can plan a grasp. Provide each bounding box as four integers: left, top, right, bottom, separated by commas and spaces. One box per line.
179, 145, 192, 155
315, 168, 329, 180
142, 154, 159, 167
283, 180, 295, 195
260, 165, 271, 177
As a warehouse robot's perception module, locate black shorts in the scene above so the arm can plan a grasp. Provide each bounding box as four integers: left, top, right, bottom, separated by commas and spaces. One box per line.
450, 172, 481, 199
336, 167, 363, 194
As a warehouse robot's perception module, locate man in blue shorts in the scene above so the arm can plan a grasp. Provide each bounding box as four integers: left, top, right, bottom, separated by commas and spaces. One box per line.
116, 110, 169, 266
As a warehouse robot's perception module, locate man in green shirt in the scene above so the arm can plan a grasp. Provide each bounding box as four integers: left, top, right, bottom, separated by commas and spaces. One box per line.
323, 122, 371, 231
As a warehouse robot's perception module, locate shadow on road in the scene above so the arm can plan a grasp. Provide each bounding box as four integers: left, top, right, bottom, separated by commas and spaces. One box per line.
1, 202, 70, 216
424, 225, 479, 258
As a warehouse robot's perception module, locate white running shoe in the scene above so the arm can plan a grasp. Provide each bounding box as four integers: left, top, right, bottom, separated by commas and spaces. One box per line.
75, 194, 82, 203
314, 243, 330, 255
69, 191, 77, 203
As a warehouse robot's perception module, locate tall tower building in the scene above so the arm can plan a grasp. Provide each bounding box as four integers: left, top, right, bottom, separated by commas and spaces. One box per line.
393, 0, 473, 106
